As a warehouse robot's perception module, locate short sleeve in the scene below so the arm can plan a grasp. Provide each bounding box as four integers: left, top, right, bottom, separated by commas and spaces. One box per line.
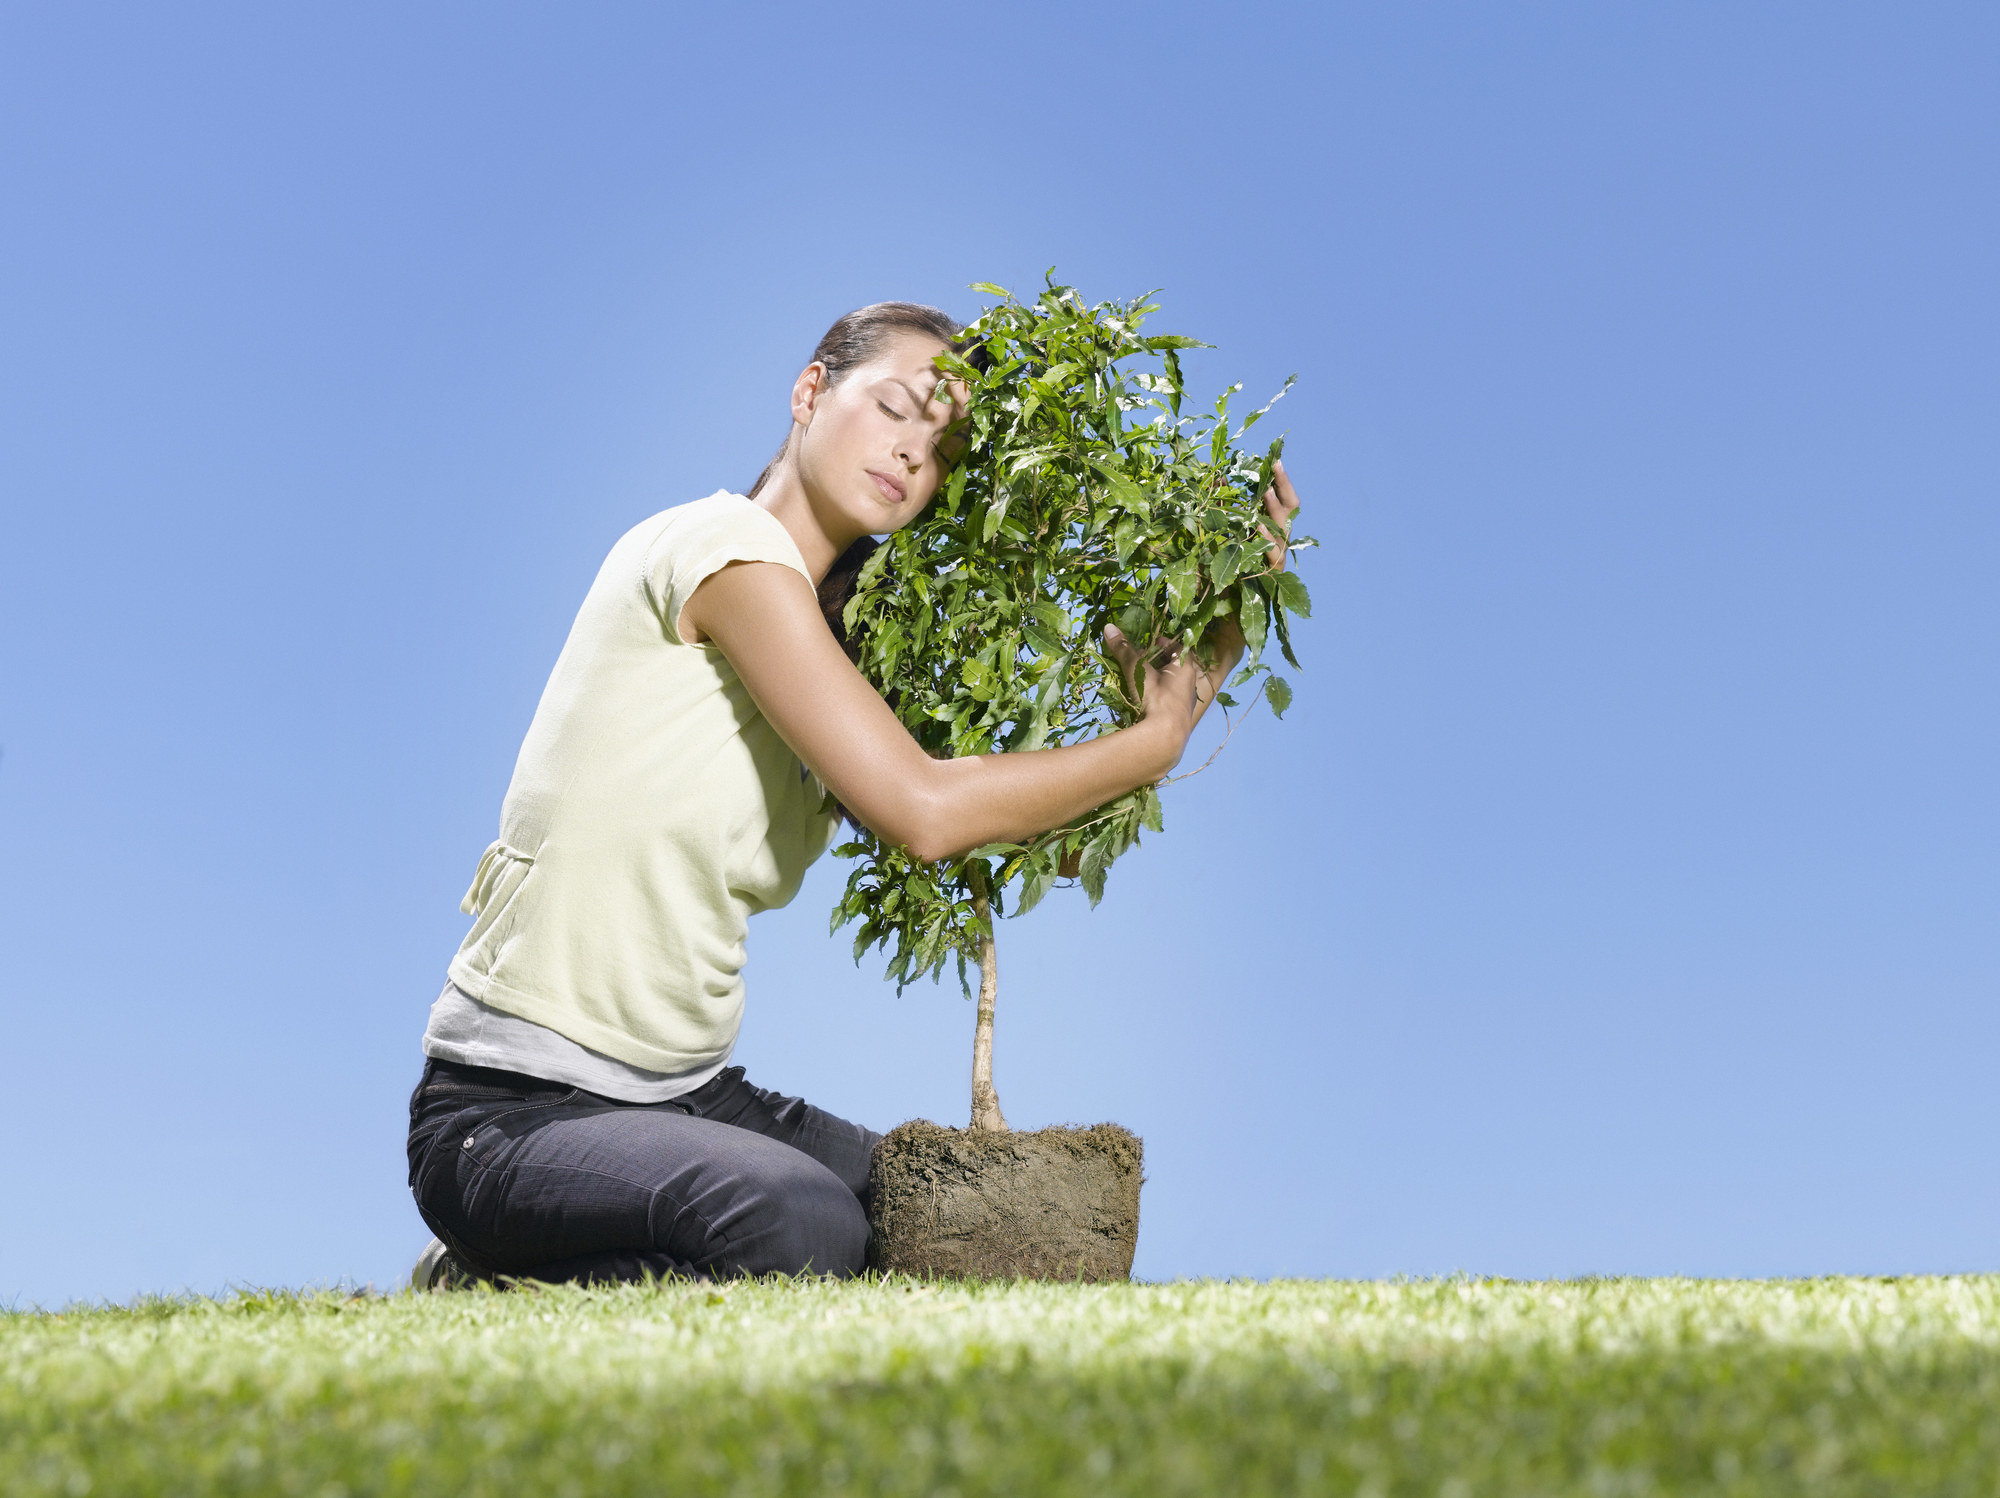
645, 492, 813, 645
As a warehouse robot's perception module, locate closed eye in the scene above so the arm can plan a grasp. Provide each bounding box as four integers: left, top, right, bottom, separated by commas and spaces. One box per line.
877, 401, 907, 421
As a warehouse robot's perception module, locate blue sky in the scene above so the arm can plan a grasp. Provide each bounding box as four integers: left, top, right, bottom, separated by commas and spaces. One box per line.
3, 2, 1995, 1305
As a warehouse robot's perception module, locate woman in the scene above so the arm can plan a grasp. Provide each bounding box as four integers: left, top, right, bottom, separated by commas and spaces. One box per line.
407, 302, 1301, 1286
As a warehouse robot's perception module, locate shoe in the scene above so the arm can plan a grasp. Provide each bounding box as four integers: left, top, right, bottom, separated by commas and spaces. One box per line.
411, 1236, 474, 1292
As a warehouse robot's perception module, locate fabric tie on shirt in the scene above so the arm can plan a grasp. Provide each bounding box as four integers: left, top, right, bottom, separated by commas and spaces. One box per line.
461, 841, 533, 918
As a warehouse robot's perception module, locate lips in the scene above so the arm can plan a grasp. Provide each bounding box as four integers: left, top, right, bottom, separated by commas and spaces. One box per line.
866, 469, 907, 503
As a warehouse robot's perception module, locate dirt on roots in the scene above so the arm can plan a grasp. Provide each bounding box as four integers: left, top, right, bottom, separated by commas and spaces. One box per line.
867, 1120, 1143, 1281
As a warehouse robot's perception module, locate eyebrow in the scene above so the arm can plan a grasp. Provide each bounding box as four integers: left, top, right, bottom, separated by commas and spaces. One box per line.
883, 375, 953, 420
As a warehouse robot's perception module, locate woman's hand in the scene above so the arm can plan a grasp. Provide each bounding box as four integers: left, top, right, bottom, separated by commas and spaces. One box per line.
1102, 623, 1240, 745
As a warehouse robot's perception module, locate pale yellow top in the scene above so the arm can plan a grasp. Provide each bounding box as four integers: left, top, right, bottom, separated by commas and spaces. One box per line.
447, 492, 838, 1074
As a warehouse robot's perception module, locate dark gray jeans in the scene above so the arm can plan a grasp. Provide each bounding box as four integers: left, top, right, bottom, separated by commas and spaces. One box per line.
406, 1057, 881, 1283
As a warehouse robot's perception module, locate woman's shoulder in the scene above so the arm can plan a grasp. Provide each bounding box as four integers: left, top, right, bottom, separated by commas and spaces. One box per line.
630, 492, 810, 644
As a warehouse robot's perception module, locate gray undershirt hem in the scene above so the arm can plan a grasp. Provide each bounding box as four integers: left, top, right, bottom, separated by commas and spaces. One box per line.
421, 980, 730, 1104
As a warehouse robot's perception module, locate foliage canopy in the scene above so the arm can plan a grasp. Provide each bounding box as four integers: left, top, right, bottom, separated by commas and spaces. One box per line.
830, 278, 1313, 991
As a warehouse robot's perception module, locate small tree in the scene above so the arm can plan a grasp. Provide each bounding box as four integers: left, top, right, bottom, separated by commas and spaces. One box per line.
831, 278, 1312, 1131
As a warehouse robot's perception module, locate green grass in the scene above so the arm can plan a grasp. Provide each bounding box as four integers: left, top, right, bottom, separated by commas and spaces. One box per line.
5, 1275, 1998, 1496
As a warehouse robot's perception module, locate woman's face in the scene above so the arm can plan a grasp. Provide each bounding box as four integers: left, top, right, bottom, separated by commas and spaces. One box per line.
791, 331, 966, 540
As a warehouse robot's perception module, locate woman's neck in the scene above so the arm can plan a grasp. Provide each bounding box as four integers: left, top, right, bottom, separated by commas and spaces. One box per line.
751, 468, 857, 586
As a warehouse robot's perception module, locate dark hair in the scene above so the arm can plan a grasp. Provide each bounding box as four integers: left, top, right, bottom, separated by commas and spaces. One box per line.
817, 534, 881, 662
744, 300, 970, 502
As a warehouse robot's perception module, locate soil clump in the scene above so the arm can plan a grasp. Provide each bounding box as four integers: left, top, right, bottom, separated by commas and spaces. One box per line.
867, 1120, 1142, 1281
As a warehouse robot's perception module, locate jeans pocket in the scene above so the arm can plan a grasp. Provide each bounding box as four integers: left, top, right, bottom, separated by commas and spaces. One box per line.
455, 1088, 581, 1169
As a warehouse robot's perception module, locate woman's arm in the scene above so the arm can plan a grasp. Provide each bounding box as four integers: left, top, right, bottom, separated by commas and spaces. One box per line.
686, 463, 1301, 864
684, 562, 1218, 862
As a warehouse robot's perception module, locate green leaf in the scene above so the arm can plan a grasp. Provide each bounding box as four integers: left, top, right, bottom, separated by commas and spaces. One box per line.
979, 490, 1012, 543
1014, 857, 1056, 916
1266, 675, 1293, 719
1021, 619, 1063, 656
1238, 585, 1269, 662
1138, 785, 1164, 833
1028, 600, 1070, 638
1208, 542, 1247, 593
1255, 433, 1287, 500
1080, 836, 1112, 907
1005, 651, 1070, 752
1274, 600, 1301, 670
1090, 460, 1150, 516
1241, 376, 1295, 438
1274, 569, 1312, 618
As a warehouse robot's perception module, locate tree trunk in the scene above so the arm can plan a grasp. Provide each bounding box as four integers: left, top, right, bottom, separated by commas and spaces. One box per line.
969, 876, 1007, 1133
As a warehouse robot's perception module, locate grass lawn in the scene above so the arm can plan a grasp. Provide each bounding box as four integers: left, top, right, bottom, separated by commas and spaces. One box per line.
5, 1274, 1997, 1496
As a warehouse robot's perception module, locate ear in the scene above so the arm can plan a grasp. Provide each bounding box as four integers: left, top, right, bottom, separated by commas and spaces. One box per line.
790, 362, 829, 428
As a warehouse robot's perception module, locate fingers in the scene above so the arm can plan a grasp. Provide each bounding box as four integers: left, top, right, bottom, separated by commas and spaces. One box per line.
1103, 623, 1157, 707
1104, 623, 1180, 666
1259, 458, 1301, 570
1268, 458, 1301, 518
1107, 622, 1203, 718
